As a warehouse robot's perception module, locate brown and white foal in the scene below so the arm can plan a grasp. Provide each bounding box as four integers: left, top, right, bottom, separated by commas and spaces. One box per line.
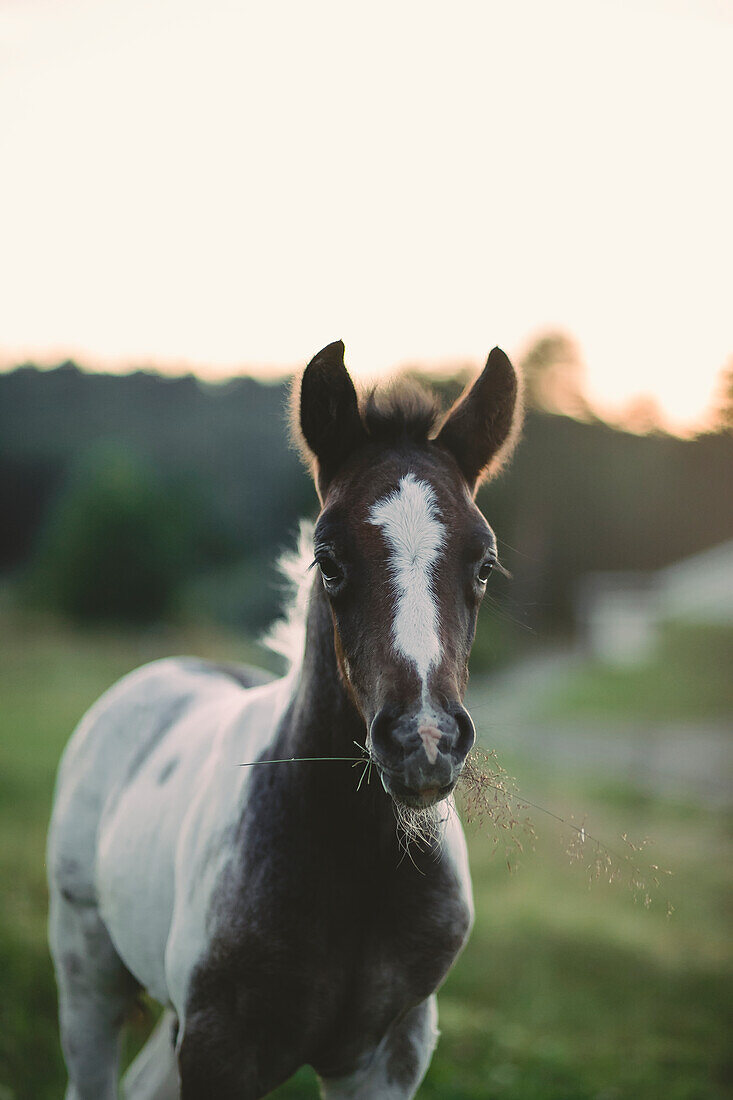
47, 341, 520, 1099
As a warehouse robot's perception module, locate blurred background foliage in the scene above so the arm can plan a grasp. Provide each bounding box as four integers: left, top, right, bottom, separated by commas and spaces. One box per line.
26, 444, 196, 623
0, 336, 731, 1099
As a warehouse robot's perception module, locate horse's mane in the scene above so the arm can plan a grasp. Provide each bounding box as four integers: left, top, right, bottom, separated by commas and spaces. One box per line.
261, 519, 315, 672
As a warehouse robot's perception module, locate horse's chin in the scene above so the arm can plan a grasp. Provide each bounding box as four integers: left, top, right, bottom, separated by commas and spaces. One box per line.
379, 771, 455, 809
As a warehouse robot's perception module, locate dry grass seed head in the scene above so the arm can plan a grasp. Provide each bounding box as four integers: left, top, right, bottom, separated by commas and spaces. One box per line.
457, 748, 671, 908
456, 748, 536, 871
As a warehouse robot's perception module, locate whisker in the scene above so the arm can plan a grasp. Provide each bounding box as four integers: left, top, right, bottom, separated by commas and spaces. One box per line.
495, 536, 538, 562
482, 594, 536, 633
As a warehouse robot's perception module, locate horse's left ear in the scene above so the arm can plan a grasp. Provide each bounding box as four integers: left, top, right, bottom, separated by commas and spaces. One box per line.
435, 347, 520, 493
299, 340, 367, 497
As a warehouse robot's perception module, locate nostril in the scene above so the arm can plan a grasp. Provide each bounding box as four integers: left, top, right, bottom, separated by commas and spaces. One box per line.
453, 706, 475, 757
369, 706, 400, 764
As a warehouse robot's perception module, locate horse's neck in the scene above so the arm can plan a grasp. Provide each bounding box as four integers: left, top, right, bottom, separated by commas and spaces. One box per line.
276, 581, 397, 843
286, 579, 365, 759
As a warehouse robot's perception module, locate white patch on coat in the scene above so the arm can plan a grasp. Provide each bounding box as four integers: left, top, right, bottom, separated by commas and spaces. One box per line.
120, 1008, 179, 1098
443, 797, 475, 930
321, 994, 439, 1099
369, 474, 445, 687
49, 655, 298, 1029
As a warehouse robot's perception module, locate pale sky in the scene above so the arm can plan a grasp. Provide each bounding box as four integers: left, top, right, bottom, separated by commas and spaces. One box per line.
1, 0, 731, 431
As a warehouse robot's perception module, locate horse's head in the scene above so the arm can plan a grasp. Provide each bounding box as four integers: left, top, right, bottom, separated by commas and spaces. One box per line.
297, 340, 521, 809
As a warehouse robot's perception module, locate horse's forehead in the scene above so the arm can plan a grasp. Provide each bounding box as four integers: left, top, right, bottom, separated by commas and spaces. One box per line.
368, 471, 445, 544
320, 451, 480, 561
347, 453, 466, 528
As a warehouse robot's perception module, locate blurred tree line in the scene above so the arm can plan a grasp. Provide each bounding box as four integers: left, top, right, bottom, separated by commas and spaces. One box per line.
0, 348, 731, 650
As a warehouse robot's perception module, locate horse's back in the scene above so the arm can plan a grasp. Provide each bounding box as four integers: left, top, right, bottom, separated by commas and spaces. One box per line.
47, 656, 283, 1003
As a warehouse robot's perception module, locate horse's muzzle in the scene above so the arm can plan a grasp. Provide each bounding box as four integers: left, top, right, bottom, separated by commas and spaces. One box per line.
368, 701, 475, 807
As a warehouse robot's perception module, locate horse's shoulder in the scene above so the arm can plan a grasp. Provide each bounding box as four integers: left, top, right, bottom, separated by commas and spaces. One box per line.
48, 656, 275, 896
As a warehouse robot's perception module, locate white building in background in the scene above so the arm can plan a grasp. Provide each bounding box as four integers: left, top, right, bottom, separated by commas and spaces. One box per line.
576, 540, 733, 666
656, 540, 733, 625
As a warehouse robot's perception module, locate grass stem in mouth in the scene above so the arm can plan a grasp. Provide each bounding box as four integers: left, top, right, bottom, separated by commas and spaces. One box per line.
237, 748, 671, 909
238, 756, 362, 767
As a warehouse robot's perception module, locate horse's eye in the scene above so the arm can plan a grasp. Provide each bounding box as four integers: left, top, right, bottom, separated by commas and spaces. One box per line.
477, 559, 494, 585
317, 555, 343, 587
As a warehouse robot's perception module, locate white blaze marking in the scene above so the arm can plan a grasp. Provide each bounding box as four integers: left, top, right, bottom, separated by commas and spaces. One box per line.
369, 473, 445, 686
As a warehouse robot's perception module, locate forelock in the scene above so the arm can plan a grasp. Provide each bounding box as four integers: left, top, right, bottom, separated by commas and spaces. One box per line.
361, 380, 440, 444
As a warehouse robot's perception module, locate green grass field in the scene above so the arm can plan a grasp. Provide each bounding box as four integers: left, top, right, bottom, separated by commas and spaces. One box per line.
0, 614, 731, 1099
541, 624, 733, 722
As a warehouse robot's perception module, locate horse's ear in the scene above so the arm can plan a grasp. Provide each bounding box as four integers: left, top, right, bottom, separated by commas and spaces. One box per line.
299, 340, 366, 496
435, 347, 520, 493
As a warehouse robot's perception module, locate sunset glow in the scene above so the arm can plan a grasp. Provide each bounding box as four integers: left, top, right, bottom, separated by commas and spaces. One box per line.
1, 0, 731, 433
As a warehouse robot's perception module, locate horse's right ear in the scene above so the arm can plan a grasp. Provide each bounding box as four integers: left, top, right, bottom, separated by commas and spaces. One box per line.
299, 341, 366, 497
435, 346, 521, 494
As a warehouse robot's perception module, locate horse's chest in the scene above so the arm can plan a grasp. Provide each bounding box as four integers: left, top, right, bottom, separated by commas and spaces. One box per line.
188, 836, 469, 1075
307, 902, 461, 1075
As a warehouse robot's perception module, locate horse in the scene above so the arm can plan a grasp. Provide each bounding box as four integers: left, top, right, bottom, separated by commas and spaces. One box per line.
47, 339, 520, 1099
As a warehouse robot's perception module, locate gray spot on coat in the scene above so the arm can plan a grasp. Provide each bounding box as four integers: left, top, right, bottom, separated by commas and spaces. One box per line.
157, 757, 180, 785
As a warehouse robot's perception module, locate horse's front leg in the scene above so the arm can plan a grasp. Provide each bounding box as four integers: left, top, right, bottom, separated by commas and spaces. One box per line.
319, 995, 439, 1100
176, 1005, 300, 1100
177, 1020, 252, 1100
